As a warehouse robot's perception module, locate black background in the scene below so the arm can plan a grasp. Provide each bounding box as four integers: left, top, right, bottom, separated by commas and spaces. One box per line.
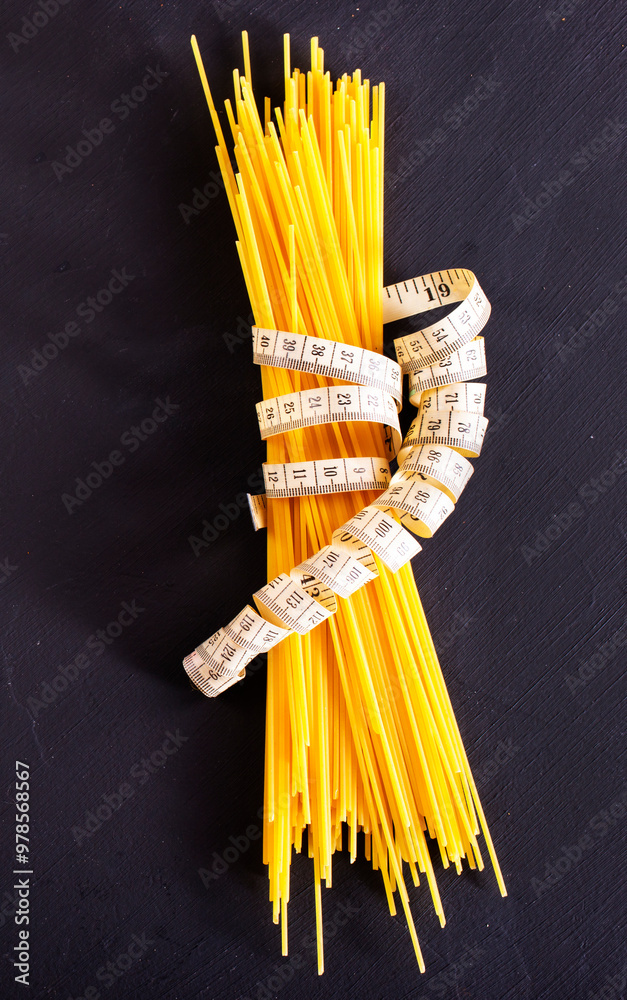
1, 1, 626, 998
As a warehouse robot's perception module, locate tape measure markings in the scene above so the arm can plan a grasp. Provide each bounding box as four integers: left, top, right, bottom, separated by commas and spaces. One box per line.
372, 480, 455, 539
252, 326, 403, 405
389, 271, 490, 373
263, 457, 391, 498
382, 268, 473, 324
293, 544, 377, 600
184, 267, 493, 698
332, 506, 422, 573
419, 382, 486, 415
184, 653, 246, 697
256, 385, 402, 459
253, 573, 334, 634
247, 492, 268, 530
398, 410, 489, 464
224, 604, 292, 652
408, 338, 486, 400
392, 445, 474, 503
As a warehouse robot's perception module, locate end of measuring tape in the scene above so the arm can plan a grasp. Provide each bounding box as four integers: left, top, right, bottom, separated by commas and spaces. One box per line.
247, 493, 267, 531
185, 267, 493, 698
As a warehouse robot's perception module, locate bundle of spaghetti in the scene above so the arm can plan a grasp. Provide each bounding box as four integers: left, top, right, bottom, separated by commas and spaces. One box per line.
191, 32, 506, 973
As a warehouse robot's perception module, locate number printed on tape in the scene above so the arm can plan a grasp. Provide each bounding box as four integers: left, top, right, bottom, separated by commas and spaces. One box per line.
254, 573, 334, 634
195, 628, 254, 676
263, 457, 391, 498
408, 338, 487, 400
224, 605, 291, 652
419, 382, 486, 416
183, 651, 246, 697
333, 506, 422, 573
392, 445, 473, 503
253, 327, 402, 406
294, 545, 377, 599
373, 480, 455, 538
256, 386, 402, 459
398, 410, 488, 464
385, 270, 490, 373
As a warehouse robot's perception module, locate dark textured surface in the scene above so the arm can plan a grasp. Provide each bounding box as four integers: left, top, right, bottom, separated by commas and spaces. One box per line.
1, 1, 626, 998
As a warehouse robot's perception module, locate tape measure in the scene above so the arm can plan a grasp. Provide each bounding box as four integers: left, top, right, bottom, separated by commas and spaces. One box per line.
372, 480, 455, 538
254, 573, 335, 634
419, 382, 486, 415
252, 326, 403, 405
256, 385, 402, 459
385, 270, 490, 373
184, 604, 292, 697
247, 492, 268, 531
408, 338, 486, 401
294, 544, 377, 599
332, 506, 422, 573
262, 457, 391, 499
225, 604, 292, 651
398, 410, 488, 465
392, 445, 473, 504
184, 268, 493, 697
183, 631, 252, 697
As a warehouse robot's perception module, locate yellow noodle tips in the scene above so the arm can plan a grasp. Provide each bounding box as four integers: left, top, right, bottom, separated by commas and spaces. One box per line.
191, 31, 506, 975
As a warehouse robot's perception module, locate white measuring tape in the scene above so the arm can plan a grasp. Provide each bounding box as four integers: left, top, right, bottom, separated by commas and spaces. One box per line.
398, 410, 489, 465
408, 338, 486, 402
183, 604, 293, 696
254, 573, 335, 634
225, 604, 292, 651
332, 506, 422, 573
263, 457, 391, 499
256, 385, 402, 459
391, 445, 473, 504
372, 480, 455, 538
184, 268, 492, 697
294, 544, 377, 599
420, 381, 486, 415
385, 269, 490, 373
252, 326, 403, 405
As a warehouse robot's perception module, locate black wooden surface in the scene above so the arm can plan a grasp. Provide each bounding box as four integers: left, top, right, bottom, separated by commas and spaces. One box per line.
1, 1, 626, 998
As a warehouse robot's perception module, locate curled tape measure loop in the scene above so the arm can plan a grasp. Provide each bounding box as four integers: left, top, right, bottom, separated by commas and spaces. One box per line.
263, 457, 391, 499
373, 480, 455, 538
253, 326, 403, 407
392, 445, 473, 504
256, 386, 402, 460
224, 604, 291, 652
183, 629, 253, 698
184, 267, 492, 698
408, 338, 486, 402
384, 269, 490, 374
247, 492, 268, 531
185, 657, 246, 697
399, 410, 488, 464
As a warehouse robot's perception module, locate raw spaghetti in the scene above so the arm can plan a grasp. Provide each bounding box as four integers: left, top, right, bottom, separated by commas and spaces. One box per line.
189, 30, 506, 974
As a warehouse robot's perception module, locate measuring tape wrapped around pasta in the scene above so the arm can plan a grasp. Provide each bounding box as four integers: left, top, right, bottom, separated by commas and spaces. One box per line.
184, 267, 492, 696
